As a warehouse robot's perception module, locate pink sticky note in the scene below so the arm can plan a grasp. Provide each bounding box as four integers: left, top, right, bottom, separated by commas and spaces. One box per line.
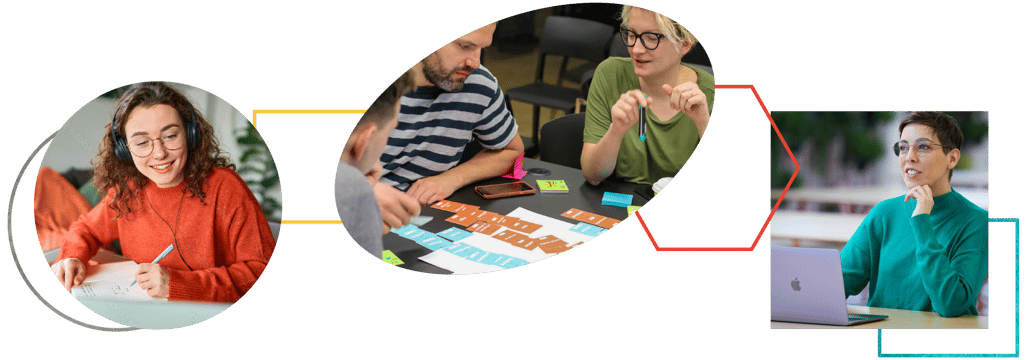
502, 154, 526, 180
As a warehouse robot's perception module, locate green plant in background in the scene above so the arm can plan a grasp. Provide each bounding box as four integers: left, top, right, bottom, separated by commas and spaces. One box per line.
771, 112, 889, 189
943, 112, 988, 170
771, 112, 988, 189
236, 125, 281, 222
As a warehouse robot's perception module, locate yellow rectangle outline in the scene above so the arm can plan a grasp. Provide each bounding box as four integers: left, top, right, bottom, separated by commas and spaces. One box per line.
253, 109, 366, 224
252, 109, 366, 127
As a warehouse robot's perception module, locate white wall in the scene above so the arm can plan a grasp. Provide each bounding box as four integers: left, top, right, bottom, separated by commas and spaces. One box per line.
40, 82, 248, 174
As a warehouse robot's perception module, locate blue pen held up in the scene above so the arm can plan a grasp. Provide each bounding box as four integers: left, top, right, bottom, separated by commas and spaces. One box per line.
639, 93, 647, 142
129, 244, 174, 286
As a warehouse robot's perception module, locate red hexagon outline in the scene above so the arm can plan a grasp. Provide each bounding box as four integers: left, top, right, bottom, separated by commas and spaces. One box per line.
636, 85, 800, 251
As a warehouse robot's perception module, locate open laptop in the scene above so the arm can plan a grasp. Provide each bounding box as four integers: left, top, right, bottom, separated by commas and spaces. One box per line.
771, 246, 888, 326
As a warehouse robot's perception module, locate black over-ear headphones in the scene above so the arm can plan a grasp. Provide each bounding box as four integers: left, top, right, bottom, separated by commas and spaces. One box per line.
111, 102, 202, 162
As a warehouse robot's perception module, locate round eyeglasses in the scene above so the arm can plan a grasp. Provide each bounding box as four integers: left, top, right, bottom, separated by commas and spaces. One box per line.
620, 28, 665, 50
129, 130, 186, 157
893, 139, 952, 157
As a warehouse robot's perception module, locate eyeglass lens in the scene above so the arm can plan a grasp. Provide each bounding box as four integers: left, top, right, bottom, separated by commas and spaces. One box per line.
620, 29, 662, 50
893, 140, 940, 157
129, 130, 185, 157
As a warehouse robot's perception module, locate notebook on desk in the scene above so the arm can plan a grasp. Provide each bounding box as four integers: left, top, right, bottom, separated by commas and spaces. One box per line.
72, 261, 160, 302
770, 246, 888, 326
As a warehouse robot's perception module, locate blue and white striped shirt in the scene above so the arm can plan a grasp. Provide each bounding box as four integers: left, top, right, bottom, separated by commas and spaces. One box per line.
379, 66, 518, 191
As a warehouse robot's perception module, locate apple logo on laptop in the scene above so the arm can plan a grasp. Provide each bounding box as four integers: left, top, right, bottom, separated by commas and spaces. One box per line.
791, 277, 801, 291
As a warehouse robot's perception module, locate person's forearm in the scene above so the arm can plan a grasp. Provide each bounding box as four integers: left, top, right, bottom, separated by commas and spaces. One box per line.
581, 126, 628, 185
438, 145, 523, 189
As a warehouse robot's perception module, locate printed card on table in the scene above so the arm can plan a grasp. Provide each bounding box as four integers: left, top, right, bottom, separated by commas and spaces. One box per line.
510, 237, 539, 250
561, 209, 585, 220
485, 213, 519, 227
460, 209, 494, 220
467, 220, 502, 236
580, 213, 604, 224
446, 213, 478, 227
507, 219, 542, 234
595, 217, 620, 229
492, 229, 524, 242
570, 222, 606, 237
561, 208, 620, 229
391, 224, 421, 239
432, 200, 479, 213
437, 227, 474, 241
536, 235, 579, 254
419, 235, 453, 251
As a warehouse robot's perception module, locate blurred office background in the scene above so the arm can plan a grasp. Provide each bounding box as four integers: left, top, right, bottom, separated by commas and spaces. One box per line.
481, 3, 712, 158
40, 82, 282, 223
769, 111, 989, 311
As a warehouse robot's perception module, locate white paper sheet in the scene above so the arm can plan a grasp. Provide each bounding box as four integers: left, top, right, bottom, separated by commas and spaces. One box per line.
419, 207, 599, 274
71, 261, 159, 301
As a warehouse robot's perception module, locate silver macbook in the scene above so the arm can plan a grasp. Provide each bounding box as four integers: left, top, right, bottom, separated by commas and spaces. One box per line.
771, 246, 888, 326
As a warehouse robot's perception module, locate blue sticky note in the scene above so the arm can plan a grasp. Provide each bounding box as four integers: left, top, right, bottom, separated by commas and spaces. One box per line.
570, 222, 606, 237
601, 191, 633, 208
437, 227, 473, 241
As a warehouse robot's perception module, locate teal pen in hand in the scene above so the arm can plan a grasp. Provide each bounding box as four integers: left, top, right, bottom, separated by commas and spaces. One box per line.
129, 244, 174, 286
639, 93, 647, 141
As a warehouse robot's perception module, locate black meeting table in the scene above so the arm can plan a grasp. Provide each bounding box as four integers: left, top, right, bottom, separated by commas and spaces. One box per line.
384, 158, 651, 274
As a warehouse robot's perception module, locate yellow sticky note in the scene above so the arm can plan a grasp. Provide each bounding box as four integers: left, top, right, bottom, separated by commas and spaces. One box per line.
382, 250, 404, 265
627, 206, 641, 216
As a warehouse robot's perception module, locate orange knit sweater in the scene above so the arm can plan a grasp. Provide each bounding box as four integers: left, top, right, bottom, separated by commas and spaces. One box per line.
58, 168, 276, 303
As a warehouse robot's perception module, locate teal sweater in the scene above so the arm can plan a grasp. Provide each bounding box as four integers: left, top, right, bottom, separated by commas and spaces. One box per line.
840, 190, 988, 317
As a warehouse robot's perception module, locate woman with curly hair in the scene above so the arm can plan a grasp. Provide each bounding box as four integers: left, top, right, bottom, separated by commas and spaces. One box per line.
51, 82, 276, 303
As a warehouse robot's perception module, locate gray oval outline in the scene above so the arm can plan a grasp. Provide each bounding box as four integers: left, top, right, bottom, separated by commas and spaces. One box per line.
8, 131, 138, 332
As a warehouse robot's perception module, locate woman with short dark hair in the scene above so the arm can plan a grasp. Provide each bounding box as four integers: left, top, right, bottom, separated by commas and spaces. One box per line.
841, 111, 987, 317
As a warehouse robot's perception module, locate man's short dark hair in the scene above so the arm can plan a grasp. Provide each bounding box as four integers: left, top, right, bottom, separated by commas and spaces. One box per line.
899, 111, 963, 180
357, 69, 416, 130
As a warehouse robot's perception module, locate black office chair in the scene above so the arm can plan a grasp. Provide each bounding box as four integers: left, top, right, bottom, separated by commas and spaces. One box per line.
539, 112, 586, 170
504, 16, 614, 157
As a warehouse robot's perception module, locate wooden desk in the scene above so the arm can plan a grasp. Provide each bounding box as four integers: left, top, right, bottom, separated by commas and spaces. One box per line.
384, 158, 650, 274
772, 305, 987, 329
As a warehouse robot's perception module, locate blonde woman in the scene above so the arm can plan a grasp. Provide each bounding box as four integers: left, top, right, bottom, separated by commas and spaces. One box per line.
582, 6, 714, 185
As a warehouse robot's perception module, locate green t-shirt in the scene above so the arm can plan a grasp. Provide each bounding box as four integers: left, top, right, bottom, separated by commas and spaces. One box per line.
840, 190, 988, 317
583, 57, 715, 185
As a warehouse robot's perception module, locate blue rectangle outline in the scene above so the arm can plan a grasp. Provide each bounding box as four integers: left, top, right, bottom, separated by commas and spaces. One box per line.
875, 218, 1018, 358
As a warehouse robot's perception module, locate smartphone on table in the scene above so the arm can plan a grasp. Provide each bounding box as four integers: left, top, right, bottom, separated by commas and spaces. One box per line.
475, 181, 536, 199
